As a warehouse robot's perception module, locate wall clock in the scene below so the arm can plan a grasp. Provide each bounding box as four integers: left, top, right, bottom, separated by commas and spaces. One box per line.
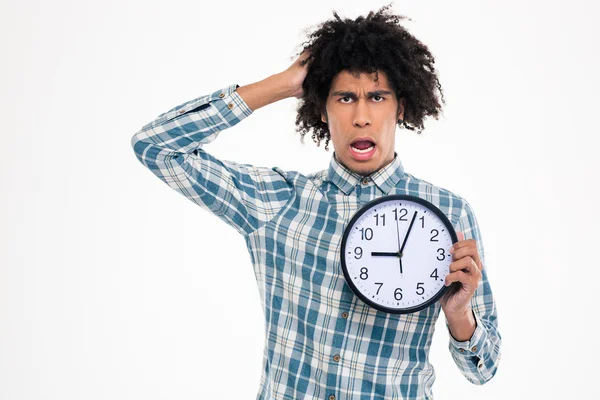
340, 194, 458, 314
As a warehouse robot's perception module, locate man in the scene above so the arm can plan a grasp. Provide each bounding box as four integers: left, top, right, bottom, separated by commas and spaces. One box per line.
131, 5, 501, 399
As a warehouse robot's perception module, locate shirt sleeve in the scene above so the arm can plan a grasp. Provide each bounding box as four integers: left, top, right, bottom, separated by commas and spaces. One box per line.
130, 83, 294, 236
445, 198, 502, 385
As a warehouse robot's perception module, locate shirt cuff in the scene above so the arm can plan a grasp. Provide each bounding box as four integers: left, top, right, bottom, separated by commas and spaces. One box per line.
179, 83, 253, 129
447, 310, 488, 361
205, 83, 252, 117
181, 83, 249, 116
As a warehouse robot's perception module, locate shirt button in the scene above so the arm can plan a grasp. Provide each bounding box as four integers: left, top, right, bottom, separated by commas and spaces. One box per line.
219, 93, 225, 98
329, 395, 336, 400
227, 103, 234, 109
459, 348, 465, 353
471, 346, 478, 352
361, 178, 369, 185
341, 312, 348, 319
333, 354, 340, 362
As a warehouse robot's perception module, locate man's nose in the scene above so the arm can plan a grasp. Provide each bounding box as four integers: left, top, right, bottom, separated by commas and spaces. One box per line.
352, 99, 371, 127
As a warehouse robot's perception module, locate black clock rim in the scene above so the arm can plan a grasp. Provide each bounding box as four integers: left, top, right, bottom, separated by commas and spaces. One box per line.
340, 194, 459, 314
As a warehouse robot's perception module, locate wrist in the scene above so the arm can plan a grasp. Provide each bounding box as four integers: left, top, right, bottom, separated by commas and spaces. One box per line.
447, 308, 476, 342
236, 73, 295, 112
270, 71, 297, 99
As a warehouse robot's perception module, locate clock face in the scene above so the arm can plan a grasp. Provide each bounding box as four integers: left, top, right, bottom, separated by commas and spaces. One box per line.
340, 194, 458, 314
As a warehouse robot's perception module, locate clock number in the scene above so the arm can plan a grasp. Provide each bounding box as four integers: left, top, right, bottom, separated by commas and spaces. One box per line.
374, 213, 386, 226
360, 267, 369, 280
430, 268, 439, 280
416, 282, 425, 295
420, 215, 425, 228
393, 208, 408, 221
394, 288, 403, 301
430, 229, 439, 242
374, 282, 383, 295
437, 248, 446, 261
359, 227, 373, 241
354, 247, 363, 259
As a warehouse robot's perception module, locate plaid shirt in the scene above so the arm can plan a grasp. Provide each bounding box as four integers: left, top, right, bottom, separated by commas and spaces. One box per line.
130, 83, 501, 399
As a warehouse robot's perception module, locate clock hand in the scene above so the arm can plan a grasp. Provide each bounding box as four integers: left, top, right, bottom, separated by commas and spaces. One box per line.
371, 251, 402, 257
398, 254, 402, 274
399, 210, 418, 255
395, 213, 403, 274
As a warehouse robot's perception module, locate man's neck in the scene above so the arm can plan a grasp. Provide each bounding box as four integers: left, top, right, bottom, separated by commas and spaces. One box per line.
335, 152, 396, 177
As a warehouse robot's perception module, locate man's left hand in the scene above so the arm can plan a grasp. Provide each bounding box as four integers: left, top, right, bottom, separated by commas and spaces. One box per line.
440, 231, 484, 319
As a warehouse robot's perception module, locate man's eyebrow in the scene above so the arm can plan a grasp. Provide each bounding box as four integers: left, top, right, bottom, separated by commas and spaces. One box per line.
330, 90, 393, 98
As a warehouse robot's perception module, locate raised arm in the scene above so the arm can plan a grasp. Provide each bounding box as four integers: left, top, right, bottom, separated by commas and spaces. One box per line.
130, 52, 310, 236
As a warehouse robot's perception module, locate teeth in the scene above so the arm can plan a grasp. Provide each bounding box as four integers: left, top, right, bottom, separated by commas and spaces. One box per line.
351, 145, 375, 153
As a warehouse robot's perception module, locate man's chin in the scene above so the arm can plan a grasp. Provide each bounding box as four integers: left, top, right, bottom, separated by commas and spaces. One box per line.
346, 160, 378, 176
353, 168, 377, 177
335, 152, 382, 176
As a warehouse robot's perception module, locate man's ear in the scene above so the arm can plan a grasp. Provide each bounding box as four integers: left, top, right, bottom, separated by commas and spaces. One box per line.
321, 109, 328, 124
397, 97, 406, 121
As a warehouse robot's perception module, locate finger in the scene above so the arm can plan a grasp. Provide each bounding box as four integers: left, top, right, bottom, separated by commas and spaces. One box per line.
298, 48, 312, 63
451, 239, 484, 271
457, 231, 464, 241
449, 257, 478, 274
445, 270, 468, 286
446, 261, 481, 284
451, 238, 475, 252
473, 251, 484, 271
451, 243, 477, 263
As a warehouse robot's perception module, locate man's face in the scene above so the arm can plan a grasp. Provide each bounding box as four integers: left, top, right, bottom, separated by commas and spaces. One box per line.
321, 69, 405, 176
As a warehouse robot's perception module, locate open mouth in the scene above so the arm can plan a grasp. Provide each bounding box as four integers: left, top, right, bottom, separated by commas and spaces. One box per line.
349, 138, 377, 160
350, 139, 376, 153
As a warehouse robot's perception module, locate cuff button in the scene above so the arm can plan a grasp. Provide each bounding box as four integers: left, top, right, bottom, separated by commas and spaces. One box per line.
227, 103, 234, 109
471, 346, 478, 352
459, 348, 465, 353
219, 93, 225, 98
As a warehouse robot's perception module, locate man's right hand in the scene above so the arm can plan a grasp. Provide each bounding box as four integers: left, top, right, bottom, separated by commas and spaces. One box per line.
236, 49, 312, 112
282, 49, 312, 99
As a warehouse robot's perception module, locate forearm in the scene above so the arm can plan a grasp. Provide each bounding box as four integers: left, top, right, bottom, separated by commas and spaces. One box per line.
446, 308, 477, 342
446, 309, 501, 385
131, 83, 250, 154
236, 72, 295, 112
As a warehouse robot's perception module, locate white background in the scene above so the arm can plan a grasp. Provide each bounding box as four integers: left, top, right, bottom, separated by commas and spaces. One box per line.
1, 0, 598, 399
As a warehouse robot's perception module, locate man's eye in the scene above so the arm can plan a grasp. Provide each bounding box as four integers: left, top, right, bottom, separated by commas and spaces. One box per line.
339, 96, 384, 103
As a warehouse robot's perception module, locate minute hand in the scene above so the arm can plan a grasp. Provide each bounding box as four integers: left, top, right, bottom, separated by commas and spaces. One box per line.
399, 210, 419, 255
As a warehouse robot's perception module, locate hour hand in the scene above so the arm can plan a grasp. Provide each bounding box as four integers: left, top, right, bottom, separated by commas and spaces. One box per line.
371, 251, 401, 257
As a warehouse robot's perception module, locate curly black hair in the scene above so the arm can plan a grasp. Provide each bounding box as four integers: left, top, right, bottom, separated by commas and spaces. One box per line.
293, 3, 445, 150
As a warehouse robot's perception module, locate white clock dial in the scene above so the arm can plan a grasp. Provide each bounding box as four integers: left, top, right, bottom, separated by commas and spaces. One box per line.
341, 195, 457, 314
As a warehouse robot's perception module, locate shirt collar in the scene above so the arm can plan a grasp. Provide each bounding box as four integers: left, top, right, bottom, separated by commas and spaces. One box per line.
327, 151, 405, 195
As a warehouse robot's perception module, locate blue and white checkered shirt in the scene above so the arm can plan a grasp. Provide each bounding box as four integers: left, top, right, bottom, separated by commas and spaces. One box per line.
131, 83, 501, 399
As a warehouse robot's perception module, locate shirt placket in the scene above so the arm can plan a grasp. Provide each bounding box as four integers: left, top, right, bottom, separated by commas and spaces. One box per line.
357, 176, 375, 204
325, 302, 352, 400
324, 178, 374, 399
